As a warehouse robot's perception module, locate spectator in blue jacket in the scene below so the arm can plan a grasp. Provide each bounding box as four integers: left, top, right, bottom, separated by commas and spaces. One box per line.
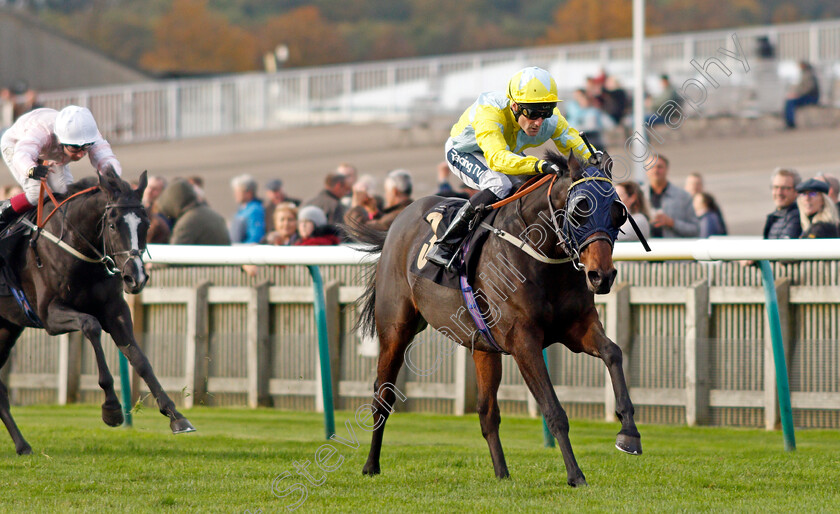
230, 174, 266, 244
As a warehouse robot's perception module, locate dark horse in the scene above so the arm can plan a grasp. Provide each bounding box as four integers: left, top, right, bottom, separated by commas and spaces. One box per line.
348, 151, 641, 486
0, 167, 194, 455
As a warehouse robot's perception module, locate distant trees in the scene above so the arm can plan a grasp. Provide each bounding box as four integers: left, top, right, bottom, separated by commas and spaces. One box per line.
21, 0, 839, 75
140, 0, 258, 73
257, 6, 350, 67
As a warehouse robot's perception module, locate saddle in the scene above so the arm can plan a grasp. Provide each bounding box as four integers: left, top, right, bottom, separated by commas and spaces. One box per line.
410, 197, 498, 290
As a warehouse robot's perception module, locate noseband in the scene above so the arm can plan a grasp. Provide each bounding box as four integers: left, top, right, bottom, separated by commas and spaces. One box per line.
99, 202, 147, 276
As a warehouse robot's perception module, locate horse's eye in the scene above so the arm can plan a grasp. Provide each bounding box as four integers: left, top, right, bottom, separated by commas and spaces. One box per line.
611, 202, 628, 228
569, 198, 590, 227
109, 223, 116, 231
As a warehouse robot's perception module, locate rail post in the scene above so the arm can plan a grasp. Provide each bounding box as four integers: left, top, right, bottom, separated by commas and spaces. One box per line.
758, 260, 796, 451
308, 265, 336, 439
119, 353, 132, 427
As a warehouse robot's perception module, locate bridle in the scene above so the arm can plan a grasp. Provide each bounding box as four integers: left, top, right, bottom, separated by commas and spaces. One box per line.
98, 201, 147, 276
484, 167, 618, 270
540, 172, 617, 270
23, 179, 147, 276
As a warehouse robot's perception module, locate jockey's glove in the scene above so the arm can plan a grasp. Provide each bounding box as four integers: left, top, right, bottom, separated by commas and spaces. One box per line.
537, 160, 562, 175
27, 165, 50, 180
587, 151, 605, 168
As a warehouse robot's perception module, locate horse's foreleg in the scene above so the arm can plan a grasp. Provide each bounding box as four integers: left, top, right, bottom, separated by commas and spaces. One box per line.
512, 337, 586, 487
102, 301, 195, 434
0, 321, 30, 455
576, 320, 641, 455
473, 350, 508, 478
45, 302, 123, 427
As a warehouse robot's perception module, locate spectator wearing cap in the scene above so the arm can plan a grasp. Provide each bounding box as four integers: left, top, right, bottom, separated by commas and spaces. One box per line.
295, 206, 341, 246
345, 169, 414, 231
303, 173, 350, 226
263, 178, 301, 232
763, 168, 802, 239
815, 173, 840, 213
796, 178, 839, 239
230, 174, 266, 244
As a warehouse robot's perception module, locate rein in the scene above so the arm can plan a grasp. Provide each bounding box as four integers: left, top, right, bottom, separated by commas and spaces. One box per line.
36, 178, 99, 228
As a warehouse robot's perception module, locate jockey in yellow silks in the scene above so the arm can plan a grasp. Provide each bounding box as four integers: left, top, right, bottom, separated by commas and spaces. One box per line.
426, 66, 598, 269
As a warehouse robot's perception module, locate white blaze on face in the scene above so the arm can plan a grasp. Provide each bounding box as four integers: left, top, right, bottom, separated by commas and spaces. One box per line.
123, 212, 146, 282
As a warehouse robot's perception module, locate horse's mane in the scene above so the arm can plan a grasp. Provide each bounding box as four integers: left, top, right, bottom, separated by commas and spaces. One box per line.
64, 173, 133, 201
542, 150, 571, 177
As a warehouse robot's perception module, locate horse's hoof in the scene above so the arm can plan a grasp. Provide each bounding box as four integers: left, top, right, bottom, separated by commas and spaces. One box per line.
567, 474, 588, 487
16, 443, 32, 456
615, 433, 642, 455
170, 418, 196, 434
362, 464, 380, 476
102, 406, 125, 427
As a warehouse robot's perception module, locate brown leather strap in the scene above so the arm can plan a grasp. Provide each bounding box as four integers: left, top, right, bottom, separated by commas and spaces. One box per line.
36, 178, 100, 228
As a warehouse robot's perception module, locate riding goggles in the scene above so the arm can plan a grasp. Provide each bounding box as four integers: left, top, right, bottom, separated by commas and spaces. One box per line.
64, 142, 94, 152
518, 102, 556, 120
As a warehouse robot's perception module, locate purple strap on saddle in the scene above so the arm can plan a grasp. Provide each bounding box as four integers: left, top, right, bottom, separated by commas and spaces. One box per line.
459, 242, 508, 354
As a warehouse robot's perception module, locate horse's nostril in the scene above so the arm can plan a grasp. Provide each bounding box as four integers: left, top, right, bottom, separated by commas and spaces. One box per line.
587, 270, 602, 285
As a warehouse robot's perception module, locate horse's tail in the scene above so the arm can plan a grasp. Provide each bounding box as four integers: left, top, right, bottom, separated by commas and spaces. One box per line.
341, 221, 387, 338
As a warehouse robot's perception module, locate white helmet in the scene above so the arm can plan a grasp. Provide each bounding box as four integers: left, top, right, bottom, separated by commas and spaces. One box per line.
54, 105, 99, 146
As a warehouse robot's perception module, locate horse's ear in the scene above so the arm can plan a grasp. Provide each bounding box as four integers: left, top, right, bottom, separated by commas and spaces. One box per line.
136, 171, 148, 201
602, 151, 613, 180
98, 165, 122, 199
568, 151, 583, 181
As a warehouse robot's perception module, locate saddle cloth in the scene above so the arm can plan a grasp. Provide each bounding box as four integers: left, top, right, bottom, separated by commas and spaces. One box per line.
409, 197, 497, 289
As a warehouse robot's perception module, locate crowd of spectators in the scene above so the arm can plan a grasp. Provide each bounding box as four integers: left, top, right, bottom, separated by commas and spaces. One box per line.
135, 150, 840, 261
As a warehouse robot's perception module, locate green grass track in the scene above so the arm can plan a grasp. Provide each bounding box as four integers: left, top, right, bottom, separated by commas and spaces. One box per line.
0, 405, 837, 512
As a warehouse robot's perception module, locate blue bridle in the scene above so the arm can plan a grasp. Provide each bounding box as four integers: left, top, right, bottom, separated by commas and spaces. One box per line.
542, 164, 626, 270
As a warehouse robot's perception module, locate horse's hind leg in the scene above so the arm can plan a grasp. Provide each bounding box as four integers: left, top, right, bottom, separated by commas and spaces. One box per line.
101, 301, 195, 434
574, 316, 641, 455
361, 299, 422, 476
0, 320, 31, 454
45, 302, 123, 427
473, 350, 509, 478
512, 330, 587, 487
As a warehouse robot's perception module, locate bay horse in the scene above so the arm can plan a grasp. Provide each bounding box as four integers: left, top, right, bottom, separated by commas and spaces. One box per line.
0, 167, 194, 455
348, 151, 641, 486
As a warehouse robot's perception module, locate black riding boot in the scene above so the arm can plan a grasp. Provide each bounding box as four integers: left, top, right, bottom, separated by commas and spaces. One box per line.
0, 200, 17, 234
426, 189, 498, 270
